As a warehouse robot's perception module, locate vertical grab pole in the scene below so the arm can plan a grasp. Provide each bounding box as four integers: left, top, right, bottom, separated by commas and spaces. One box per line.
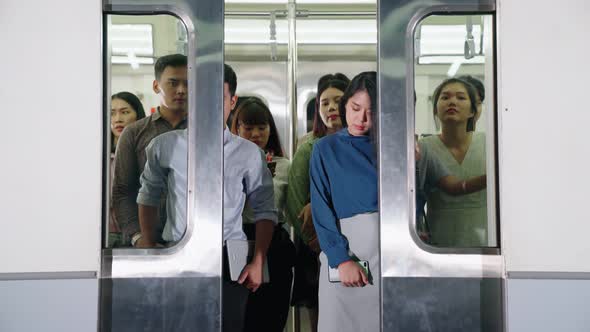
287, 0, 298, 160
287, 1, 300, 332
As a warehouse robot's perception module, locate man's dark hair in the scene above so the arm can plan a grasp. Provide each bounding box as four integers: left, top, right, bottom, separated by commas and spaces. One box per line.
154, 54, 187, 81
224, 64, 238, 97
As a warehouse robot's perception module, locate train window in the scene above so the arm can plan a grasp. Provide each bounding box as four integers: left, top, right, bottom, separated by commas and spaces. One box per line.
105, 14, 189, 249
413, 14, 497, 248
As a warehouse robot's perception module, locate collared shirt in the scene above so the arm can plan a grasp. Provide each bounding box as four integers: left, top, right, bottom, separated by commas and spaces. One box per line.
137, 128, 277, 242
112, 110, 187, 244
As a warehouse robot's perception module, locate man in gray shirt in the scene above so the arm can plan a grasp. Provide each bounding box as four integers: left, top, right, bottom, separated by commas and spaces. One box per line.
136, 64, 276, 332
112, 54, 188, 246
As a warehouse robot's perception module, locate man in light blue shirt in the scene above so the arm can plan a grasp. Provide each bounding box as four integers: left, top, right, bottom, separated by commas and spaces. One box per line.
136, 64, 277, 332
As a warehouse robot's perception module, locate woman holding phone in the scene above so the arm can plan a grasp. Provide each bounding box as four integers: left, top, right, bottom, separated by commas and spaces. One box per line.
286, 73, 350, 331
310, 72, 379, 331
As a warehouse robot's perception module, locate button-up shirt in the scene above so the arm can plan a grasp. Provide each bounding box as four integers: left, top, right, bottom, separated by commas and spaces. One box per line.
137, 128, 277, 242
112, 110, 187, 244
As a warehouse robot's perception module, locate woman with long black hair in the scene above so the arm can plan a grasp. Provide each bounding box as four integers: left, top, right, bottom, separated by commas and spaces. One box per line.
310, 72, 379, 331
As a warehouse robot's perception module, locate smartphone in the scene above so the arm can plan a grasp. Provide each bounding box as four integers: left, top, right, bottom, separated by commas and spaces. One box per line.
328, 260, 370, 283
267, 161, 277, 177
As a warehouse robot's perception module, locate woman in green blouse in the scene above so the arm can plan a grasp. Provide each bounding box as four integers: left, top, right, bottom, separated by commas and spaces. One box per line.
286, 73, 349, 331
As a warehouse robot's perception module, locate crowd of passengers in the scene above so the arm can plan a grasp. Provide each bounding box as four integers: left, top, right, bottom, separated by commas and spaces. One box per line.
108, 54, 487, 332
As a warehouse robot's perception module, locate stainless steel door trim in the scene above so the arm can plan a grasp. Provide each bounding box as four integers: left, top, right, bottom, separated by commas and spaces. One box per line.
405, 4, 497, 257
507, 271, 590, 280
103, 13, 111, 250
379, 0, 501, 279
101, 0, 223, 280
0, 271, 97, 281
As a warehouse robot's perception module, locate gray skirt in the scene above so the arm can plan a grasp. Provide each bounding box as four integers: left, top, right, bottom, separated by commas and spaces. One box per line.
318, 212, 380, 332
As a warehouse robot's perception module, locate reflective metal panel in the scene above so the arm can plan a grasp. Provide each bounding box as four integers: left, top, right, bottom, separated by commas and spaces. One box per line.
102, 0, 223, 280
382, 277, 503, 332
379, 0, 500, 280
101, 277, 219, 332
101, 0, 223, 330
379, 0, 504, 329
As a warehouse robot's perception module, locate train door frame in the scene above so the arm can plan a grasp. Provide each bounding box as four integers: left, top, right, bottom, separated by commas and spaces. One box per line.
100, 0, 225, 330
379, 0, 504, 331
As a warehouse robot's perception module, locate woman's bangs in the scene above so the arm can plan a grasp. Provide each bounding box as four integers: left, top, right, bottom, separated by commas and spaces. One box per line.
238, 105, 270, 126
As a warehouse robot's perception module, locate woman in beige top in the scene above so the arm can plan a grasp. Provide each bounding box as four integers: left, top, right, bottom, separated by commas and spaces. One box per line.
420, 78, 488, 247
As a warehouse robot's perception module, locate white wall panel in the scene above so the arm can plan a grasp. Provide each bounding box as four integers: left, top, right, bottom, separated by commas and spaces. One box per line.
0, 0, 102, 272
498, 0, 590, 272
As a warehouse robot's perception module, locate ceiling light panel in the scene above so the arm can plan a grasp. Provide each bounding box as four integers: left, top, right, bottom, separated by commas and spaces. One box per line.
225, 19, 289, 44
419, 55, 485, 65
225, 0, 375, 3
297, 19, 376, 44
225, 18, 376, 44
419, 25, 482, 55
109, 24, 154, 56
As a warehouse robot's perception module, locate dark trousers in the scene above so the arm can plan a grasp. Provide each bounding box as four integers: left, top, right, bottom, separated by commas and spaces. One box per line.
223, 246, 250, 332
243, 225, 296, 332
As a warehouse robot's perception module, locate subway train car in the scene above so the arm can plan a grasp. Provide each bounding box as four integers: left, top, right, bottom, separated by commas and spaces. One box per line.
1, 0, 589, 331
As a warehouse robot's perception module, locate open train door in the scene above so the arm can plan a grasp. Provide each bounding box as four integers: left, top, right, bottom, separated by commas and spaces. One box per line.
378, 0, 504, 331
100, 0, 225, 331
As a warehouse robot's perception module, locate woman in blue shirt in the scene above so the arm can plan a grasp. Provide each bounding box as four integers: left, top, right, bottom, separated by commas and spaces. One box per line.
310, 71, 379, 331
